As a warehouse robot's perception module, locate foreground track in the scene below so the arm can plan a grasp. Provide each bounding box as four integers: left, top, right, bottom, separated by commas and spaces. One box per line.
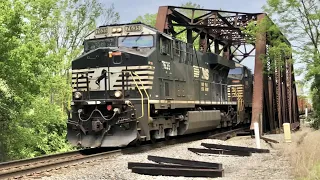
0, 127, 248, 179
0, 149, 121, 179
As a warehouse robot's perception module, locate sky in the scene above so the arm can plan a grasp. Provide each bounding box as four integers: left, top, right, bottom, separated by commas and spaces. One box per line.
102, 0, 267, 24
100, 0, 305, 84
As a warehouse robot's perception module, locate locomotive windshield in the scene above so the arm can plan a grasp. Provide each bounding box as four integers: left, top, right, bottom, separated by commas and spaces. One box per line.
228, 67, 243, 79
229, 67, 242, 75
84, 37, 116, 52
118, 35, 153, 48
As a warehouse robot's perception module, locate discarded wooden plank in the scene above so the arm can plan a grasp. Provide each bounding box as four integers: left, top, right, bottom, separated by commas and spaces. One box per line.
131, 167, 224, 178
188, 148, 252, 156
201, 143, 270, 153
128, 162, 218, 170
147, 155, 222, 169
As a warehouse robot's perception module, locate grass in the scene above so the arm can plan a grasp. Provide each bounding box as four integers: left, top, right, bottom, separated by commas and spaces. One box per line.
281, 127, 320, 180
307, 164, 320, 180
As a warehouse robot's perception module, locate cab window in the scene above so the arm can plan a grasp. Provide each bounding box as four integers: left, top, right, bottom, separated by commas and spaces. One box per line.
84, 37, 116, 52
118, 35, 154, 48
229, 67, 242, 75
160, 36, 171, 55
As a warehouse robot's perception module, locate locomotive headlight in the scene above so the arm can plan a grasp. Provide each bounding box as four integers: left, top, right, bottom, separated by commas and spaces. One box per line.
112, 28, 117, 33
74, 91, 82, 99
114, 90, 122, 98
116, 28, 122, 33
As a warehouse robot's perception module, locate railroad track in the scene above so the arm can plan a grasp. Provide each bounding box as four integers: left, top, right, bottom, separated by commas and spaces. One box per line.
0, 149, 122, 179
0, 127, 248, 180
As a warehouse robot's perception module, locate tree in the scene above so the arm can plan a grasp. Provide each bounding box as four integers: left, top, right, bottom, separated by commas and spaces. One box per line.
132, 13, 157, 27
0, 0, 61, 161
0, 0, 120, 161
263, 0, 320, 127
43, 0, 120, 113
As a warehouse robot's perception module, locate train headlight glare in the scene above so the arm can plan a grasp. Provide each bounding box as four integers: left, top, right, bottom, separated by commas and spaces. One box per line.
116, 28, 122, 33
114, 90, 122, 98
74, 91, 82, 99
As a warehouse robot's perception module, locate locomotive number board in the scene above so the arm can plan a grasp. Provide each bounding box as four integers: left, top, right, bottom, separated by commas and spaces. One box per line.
125, 25, 142, 32
95, 27, 108, 35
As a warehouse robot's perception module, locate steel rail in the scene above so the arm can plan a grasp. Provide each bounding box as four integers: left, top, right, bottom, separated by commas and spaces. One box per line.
0, 149, 121, 179
0, 150, 81, 169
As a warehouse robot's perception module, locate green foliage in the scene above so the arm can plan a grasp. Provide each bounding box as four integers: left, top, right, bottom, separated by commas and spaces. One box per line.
263, 0, 320, 128
132, 13, 157, 27
243, 16, 292, 74
0, 0, 119, 161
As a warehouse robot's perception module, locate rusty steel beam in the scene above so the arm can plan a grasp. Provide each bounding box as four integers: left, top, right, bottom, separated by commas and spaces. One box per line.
171, 23, 239, 30
276, 67, 283, 128
263, 71, 271, 132
263, 79, 270, 132
155, 6, 290, 54
128, 162, 219, 170
155, 6, 170, 33
188, 148, 252, 156
166, 6, 260, 15
201, 143, 270, 153
282, 82, 288, 123
268, 78, 275, 131
250, 13, 267, 130
281, 58, 289, 124
291, 63, 299, 125
287, 59, 293, 124
260, 136, 279, 143
291, 121, 300, 130
251, 135, 280, 143
131, 166, 224, 178
147, 155, 222, 169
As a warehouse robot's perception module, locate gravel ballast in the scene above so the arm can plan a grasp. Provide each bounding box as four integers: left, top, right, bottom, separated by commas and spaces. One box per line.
39, 133, 295, 180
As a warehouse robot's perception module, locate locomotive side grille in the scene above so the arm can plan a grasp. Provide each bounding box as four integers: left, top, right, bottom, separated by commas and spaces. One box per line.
193, 66, 200, 78
112, 66, 155, 90
71, 70, 94, 92
227, 85, 244, 100
71, 66, 155, 91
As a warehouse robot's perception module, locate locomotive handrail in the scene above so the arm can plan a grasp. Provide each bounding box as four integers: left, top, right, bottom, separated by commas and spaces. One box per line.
132, 72, 150, 119
129, 72, 144, 119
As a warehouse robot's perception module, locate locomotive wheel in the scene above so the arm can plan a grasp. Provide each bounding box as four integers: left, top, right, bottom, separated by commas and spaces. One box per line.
150, 131, 157, 144
134, 139, 141, 147
132, 132, 142, 147
150, 137, 157, 144
164, 129, 171, 141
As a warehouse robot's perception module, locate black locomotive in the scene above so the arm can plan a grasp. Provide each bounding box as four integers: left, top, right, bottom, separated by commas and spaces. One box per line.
67, 23, 253, 148
227, 64, 253, 125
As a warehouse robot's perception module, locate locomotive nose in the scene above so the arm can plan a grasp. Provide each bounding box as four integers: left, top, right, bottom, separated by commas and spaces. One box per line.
72, 47, 150, 70
72, 48, 125, 69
